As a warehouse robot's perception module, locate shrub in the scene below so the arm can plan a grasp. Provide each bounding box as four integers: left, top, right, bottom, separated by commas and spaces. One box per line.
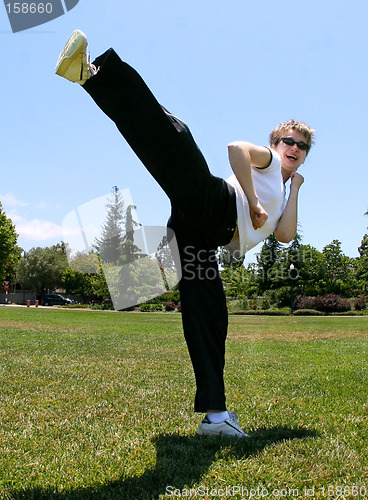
274, 286, 294, 308
239, 298, 250, 310
293, 309, 324, 316
293, 294, 351, 313
249, 299, 258, 310
226, 299, 244, 313
261, 297, 271, 310
91, 302, 114, 310
331, 310, 366, 316
159, 290, 180, 304
232, 309, 290, 316
313, 294, 351, 313
354, 298, 367, 311
139, 303, 163, 312
164, 301, 177, 311
61, 303, 90, 309
294, 295, 315, 310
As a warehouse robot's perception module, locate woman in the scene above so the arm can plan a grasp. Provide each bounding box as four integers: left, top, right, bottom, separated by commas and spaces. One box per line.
56, 30, 314, 437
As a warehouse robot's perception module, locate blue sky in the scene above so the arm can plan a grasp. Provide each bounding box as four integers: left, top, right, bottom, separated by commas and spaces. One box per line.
1, 0, 368, 265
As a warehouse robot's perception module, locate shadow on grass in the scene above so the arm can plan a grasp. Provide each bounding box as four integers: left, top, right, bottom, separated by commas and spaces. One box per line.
11, 426, 318, 500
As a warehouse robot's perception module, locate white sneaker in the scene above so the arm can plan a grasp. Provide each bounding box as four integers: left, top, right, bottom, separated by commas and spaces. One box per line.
196, 411, 249, 438
55, 29, 96, 84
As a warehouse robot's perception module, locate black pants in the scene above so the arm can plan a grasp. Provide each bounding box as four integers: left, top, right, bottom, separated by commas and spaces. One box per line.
83, 49, 237, 412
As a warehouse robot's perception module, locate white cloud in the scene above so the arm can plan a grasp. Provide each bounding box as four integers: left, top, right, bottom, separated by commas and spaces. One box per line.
0, 192, 28, 208
11, 214, 76, 242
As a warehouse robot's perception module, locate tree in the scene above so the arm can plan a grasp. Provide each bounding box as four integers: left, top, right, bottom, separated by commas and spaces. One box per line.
355, 233, 368, 293
95, 186, 125, 265
91, 256, 112, 302
284, 240, 354, 297
17, 244, 69, 298
274, 233, 302, 286
353, 210, 368, 294
219, 247, 254, 298
115, 255, 163, 309
114, 204, 151, 309
322, 239, 354, 295
256, 234, 283, 292
62, 268, 95, 302
94, 188, 152, 308
67, 250, 99, 274
155, 234, 178, 291
119, 205, 143, 264
0, 202, 21, 284
296, 244, 326, 296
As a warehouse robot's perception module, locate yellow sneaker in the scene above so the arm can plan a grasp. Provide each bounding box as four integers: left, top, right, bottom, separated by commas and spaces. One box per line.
55, 30, 96, 84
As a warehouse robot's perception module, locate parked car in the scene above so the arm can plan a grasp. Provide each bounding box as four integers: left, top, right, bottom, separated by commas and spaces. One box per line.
41, 294, 74, 306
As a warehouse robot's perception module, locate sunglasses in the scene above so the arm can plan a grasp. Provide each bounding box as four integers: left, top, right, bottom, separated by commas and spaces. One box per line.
281, 137, 310, 151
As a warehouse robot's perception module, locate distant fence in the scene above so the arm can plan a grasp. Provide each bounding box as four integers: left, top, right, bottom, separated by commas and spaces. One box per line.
0, 293, 89, 306
0, 292, 37, 305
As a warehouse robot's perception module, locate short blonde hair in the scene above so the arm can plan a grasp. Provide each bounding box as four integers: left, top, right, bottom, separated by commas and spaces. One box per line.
269, 120, 315, 155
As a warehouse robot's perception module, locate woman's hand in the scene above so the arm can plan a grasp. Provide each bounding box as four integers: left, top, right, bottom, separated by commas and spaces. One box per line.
250, 200, 268, 230
290, 171, 304, 190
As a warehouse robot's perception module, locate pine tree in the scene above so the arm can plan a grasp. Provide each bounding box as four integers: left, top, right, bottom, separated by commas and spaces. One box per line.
256, 234, 282, 291
355, 209, 368, 292
95, 187, 125, 265
359, 211, 368, 282
120, 205, 143, 264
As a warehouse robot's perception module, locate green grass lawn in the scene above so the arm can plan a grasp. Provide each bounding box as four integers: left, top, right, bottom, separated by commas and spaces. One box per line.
0, 307, 367, 499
